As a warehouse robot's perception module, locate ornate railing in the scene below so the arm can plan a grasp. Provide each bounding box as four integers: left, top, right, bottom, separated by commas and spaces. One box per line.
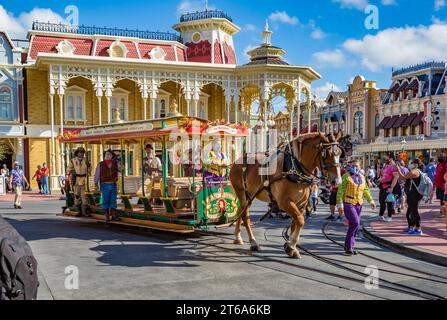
180, 10, 233, 23
392, 61, 445, 77
31, 21, 183, 42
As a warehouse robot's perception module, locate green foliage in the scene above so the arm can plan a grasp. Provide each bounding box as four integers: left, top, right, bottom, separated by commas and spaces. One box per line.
0, 143, 11, 162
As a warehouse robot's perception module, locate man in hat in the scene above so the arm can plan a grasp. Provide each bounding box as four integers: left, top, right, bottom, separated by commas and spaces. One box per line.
9, 161, 29, 209
144, 144, 162, 177
68, 147, 91, 217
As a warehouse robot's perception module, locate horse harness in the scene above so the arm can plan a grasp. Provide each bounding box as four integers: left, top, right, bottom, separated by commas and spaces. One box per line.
241, 139, 341, 215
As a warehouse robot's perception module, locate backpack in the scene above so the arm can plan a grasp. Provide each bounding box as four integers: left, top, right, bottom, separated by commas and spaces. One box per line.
411, 170, 434, 197
0, 216, 39, 300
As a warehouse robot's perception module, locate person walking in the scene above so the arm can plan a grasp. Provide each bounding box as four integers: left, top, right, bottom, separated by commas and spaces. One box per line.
1, 164, 10, 192
378, 153, 400, 222
397, 159, 424, 235
337, 160, 376, 255
94, 150, 120, 222
40, 163, 49, 195
425, 158, 436, 204
8, 161, 29, 209
32, 165, 42, 194
68, 147, 90, 217
434, 154, 447, 217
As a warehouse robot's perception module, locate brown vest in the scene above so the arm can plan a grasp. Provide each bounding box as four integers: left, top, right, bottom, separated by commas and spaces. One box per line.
99, 161, 118, 183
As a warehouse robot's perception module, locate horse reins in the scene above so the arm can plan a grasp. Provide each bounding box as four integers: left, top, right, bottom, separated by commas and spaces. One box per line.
227, 138, 341, 227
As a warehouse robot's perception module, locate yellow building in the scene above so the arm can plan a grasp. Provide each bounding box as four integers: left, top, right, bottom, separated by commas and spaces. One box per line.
23, 10, 320, 190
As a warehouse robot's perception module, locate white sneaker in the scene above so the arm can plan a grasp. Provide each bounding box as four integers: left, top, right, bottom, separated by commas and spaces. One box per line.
379, 216, 386, 221
385, 217, 393, 222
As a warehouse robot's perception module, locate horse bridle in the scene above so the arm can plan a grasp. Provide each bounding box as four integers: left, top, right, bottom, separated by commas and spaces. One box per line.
289, 139, 342, 177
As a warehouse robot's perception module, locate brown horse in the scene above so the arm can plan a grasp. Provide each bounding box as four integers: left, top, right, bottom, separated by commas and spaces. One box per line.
229, 132, 343, 259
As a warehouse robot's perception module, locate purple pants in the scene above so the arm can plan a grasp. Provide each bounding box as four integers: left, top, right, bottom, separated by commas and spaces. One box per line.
344, 202, 362, 250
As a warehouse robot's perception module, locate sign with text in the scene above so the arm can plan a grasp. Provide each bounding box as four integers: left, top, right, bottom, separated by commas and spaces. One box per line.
205, 126, 238, 135
81, 122, 154, 137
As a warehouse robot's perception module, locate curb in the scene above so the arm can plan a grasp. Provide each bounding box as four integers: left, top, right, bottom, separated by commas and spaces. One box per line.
362, 221, 447, 268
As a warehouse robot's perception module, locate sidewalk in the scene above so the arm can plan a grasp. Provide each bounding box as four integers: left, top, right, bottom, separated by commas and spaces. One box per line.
0, 191, 64, 203
363, 201, 447, 267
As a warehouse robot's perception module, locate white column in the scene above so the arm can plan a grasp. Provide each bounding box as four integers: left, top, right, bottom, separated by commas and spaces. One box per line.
186, 99, 191, 117
194, 99, 199, 117
106, 96, 111, 124
308, 100, 312, 131
97, 95, 102, 125
49, 93, 56, 189
142, 97, 147, 120
290, 99, 295, 140
58, 93, 65, 176
151, 98, 156, 119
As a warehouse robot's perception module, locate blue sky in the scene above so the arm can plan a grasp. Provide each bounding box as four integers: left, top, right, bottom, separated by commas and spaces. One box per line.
1, 0, 447, 98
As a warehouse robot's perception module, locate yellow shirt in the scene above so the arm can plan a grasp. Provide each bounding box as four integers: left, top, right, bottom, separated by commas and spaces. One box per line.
336, 173, 372, 206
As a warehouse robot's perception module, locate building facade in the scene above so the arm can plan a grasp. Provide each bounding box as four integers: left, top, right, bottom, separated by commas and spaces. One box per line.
23, 10, 320, 190
320, 91, 347, 135
355, 62, 447, 165
0, 31, 26, 170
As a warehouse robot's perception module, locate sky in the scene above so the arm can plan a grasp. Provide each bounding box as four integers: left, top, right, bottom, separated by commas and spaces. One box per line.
1, 0, 447, 100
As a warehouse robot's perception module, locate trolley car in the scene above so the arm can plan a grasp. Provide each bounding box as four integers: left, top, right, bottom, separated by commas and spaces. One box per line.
62, 116, 248, 233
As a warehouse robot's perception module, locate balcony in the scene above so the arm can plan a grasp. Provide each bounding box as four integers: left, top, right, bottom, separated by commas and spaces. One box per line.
180, 10, 233, 23
32, 21, 183, 42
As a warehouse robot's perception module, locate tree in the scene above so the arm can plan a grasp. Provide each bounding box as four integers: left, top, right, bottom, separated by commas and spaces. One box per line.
0, 143, 11, 163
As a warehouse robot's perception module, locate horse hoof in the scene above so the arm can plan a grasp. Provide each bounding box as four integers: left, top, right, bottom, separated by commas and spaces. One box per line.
291, 250, 302, 259
284, 243, 301, 259
250, 245, 261, 252
233, 239, 244, 245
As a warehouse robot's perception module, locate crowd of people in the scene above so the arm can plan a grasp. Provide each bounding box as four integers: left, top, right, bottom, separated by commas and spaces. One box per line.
315, 152, 447, 255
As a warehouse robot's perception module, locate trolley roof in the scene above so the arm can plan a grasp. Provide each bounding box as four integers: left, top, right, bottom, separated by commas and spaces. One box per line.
61, 116, 249, 145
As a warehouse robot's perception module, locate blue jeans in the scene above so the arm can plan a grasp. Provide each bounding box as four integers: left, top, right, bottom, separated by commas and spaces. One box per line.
41, 176, 49, 195
100, 183, 117, 210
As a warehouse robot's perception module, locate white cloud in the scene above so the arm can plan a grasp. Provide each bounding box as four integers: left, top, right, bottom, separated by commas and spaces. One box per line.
269, 11, 299, 26
243, 24, 257, 32
314, 82, 342, 99
0, 5, 25, 38
435, 0, 446, 11
311, 28, 327, 40
381, 0, 397, 5
244, 44, 257, 62
0, 5, 64, 38
313, 49, 346, 66
343, 23, 447, 71
176, 0, 214, 16
333, 0, 369, 10
19, 8, 64, 29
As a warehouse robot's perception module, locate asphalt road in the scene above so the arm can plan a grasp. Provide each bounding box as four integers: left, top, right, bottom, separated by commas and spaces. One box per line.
1, 193, 446, 300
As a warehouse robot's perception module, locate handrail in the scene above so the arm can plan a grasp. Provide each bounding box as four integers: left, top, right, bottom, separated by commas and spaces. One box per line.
31, 21, 183, 42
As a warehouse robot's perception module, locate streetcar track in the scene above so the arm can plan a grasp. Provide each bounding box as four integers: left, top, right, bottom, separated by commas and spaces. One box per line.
194, 230, 445, 300
275, 224, 447, 300
322, 222, 447, 282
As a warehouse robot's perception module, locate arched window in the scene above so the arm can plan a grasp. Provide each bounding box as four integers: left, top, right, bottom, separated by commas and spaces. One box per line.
160, 99, 166, 118
353, 111, 363, 138
0, 86, 13, 120
374, 113, 380, 137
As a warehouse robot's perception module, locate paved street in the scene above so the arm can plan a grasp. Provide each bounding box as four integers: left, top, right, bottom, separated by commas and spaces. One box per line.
1, 192, 447, 300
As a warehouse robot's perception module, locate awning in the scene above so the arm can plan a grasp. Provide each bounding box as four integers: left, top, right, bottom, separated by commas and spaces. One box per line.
377, 116, 391, 129
407, 79, 419, 90
402, 113, 418, 127
396, 81, 409, 92
411, 112, 425, 126
384, 115, 400, 129
393, 114, 409, 128
389, 83, 400, 93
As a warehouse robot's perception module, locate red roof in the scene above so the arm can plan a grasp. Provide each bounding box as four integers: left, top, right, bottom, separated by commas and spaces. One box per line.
223, 42, 236, 65
29, 34, 185, 62
95, 40, 138, 58
214, 40, 223, 64
29, 35, 93, 60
